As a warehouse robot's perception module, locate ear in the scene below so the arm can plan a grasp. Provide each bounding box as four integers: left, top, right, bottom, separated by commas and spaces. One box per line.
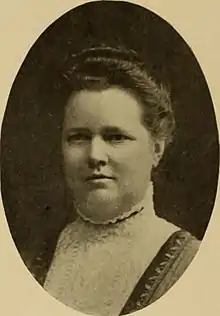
152, 140, 165, 167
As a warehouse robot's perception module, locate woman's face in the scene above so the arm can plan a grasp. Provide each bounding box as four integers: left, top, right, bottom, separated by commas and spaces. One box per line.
62, 87, 159, 223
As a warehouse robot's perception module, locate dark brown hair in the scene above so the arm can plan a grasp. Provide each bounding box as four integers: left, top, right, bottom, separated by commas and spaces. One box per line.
61, 46, 175, 147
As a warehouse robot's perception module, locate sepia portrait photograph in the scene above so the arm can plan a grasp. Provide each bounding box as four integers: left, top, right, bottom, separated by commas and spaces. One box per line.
0, 1, 219, 316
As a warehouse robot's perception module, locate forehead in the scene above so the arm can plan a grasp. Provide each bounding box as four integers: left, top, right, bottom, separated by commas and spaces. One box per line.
64, 88, 143, 130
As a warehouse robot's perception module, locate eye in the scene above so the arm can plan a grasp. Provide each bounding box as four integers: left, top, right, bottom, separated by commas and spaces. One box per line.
104, 134, 131, 143
66, 133, 91, 144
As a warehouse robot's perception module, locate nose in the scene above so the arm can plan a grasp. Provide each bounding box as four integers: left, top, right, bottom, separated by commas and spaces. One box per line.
87, 136, 108, 169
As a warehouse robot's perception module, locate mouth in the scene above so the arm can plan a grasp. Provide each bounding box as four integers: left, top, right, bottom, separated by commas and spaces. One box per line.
86, 174, 115, 182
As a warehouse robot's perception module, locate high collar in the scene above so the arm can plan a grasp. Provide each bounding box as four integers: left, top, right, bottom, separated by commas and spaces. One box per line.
74, 181, 155, 226
55, 182, 158, 250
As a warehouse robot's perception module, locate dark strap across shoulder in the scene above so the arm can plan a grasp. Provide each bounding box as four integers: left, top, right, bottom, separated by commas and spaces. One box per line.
120, 230, 200, 315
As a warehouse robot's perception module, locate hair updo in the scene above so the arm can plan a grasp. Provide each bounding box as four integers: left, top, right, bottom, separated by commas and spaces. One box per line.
59, 46, 175, 147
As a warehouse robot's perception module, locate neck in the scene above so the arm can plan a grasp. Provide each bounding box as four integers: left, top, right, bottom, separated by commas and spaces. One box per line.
75, 181, 155, 226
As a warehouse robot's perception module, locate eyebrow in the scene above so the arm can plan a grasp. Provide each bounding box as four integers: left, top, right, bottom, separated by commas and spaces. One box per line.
101, 126, 130, 134
64, 126, 132, 135
64, 127, 91, 134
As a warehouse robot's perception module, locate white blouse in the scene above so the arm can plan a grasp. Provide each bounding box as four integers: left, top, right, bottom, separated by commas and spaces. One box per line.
44, 183, 178, 316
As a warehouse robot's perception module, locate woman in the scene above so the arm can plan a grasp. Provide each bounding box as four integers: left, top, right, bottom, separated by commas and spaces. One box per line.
43, 46, 200, 316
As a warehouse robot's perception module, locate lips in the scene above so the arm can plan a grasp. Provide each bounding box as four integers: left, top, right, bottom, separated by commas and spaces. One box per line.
86, 174, 115, 181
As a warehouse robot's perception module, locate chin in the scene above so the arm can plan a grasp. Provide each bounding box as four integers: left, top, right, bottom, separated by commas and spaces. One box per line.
86, 188, 118, 203
76, 191, 119, 221
86, 192, 117, 210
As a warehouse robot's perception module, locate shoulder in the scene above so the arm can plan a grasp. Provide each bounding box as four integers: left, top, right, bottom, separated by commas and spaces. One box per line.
154, 229, 201, 292
155, 217, 200, 257
144, 229, 201, 303
159, 217, 201, 259
149, 223, 201, 293
168, 228, 200, 254
170, 230, 200, 268
53, 220, 80, 254
119, 228, 200, 313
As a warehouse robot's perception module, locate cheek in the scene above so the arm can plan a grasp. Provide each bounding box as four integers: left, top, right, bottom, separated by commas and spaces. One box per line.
112, 143, 154, 176
62, 146, 84, 175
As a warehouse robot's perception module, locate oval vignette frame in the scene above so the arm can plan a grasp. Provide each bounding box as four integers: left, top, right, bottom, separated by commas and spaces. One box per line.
0, 1, 219, 316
